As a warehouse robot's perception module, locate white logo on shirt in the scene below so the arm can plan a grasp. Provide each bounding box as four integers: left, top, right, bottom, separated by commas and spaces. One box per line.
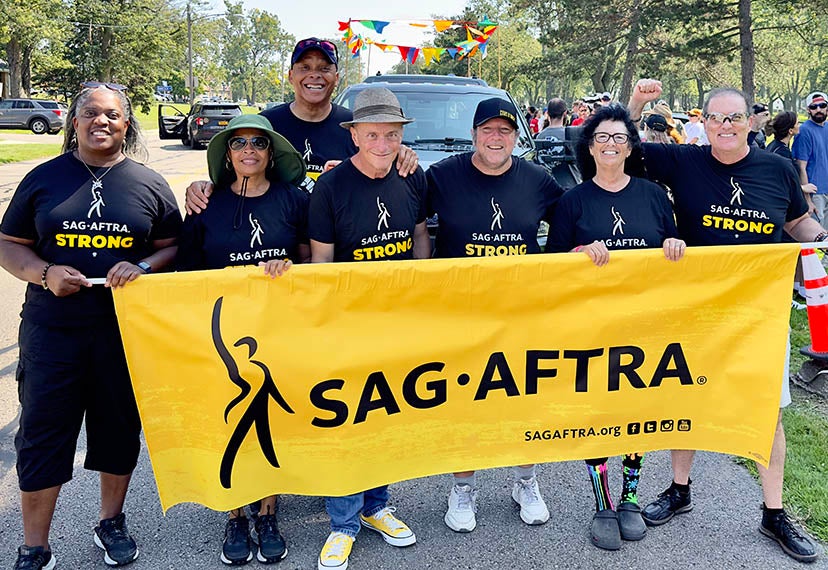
491, 197, 505, 230
730, 177, 744, 206
303, 139, 313, 162
611, 206, 625, 236
249, 213, 264, 248
87, 186, 105, 218
377, 197, 391, 230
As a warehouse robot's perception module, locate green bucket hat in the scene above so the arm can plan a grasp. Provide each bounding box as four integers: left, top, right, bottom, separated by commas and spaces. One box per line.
207, 114, 305, 187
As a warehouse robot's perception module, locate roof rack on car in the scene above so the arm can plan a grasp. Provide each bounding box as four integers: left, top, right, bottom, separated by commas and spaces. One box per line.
363, 74, 488, 86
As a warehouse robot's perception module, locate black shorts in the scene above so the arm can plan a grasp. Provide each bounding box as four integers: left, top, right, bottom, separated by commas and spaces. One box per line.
15, 318, 141, 492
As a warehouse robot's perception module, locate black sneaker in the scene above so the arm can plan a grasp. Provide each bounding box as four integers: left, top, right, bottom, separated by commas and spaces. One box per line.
221, 516, 253, 566
93, 512, 139, 566
641, 483, 692, 526
760, 506, 819, 563
13, 545, 56, 570
254, 513, 288, 563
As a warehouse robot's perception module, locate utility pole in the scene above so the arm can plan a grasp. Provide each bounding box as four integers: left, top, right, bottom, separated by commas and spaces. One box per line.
187, 1, 194, 104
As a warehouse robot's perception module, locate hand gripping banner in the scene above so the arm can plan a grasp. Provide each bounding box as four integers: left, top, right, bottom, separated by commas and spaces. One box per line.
112, 244, 799, 512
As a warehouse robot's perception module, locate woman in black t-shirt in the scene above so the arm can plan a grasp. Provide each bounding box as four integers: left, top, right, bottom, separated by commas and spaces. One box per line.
176, 113, 308, 566
547, 104, 686, 552
0, 84, 181, 569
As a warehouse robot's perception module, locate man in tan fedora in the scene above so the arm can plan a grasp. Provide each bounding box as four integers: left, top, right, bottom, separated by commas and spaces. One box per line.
309, 86, 430, 570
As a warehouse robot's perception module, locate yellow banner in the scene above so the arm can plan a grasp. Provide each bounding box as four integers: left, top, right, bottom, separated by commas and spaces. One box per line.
113, 244, 799, 512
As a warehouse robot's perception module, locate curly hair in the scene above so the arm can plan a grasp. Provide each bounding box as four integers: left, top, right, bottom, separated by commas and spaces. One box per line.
62, 86, 148, 163
575, 103, 644, 180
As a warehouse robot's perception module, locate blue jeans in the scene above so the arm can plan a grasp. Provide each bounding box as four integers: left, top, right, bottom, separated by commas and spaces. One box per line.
325, 485, 389, 536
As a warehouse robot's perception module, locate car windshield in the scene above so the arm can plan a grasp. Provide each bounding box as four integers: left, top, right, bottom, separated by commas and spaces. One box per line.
339, 89, 529, 148
202, 106, 242, 116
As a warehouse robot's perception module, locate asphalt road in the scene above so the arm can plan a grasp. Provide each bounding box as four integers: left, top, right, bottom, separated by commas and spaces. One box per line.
0, 132, 825, 569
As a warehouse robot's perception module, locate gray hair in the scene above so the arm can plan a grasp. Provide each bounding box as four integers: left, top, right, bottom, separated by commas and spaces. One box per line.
62, 87, 148, 163
702, 87, 750, 115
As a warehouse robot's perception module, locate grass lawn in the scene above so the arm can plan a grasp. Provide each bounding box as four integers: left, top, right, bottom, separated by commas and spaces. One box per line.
0, 143, 62, 164
736, 305, 828, 542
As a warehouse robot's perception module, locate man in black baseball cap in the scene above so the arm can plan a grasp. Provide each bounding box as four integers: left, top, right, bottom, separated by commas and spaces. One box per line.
426, 97, 564, 533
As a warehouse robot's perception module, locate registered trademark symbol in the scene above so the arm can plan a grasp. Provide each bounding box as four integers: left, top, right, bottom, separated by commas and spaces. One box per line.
697, 376, 707, 385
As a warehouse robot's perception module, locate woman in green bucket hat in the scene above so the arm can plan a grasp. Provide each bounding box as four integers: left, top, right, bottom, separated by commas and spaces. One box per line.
176, 113, 308, 566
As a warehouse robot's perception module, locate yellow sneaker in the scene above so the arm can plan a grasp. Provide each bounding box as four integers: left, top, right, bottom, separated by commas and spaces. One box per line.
359, 507, 416, 547
318, 532, 354, 570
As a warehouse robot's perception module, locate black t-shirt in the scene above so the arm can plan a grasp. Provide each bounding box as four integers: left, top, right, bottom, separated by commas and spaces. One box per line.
546, 177, 677, 252
766, 139, 795, 165
176, 182, 309, 270
308, 159, 427, 262
260, 103, 357, 193
426, 153, 563, 258
642, 144, 807, 245
1, 153, 181, 325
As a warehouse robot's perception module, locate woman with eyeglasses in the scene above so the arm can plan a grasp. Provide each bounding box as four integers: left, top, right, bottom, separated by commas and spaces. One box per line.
175, 113, 307, 566
546, 103, 685, 552
0, 83, 181, 570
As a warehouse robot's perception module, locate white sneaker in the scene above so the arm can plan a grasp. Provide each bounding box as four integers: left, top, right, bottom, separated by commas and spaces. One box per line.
445, 483, 478, 532
511, 476, 550, 525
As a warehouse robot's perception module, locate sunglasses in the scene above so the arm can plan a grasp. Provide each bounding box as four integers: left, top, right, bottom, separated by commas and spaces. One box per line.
593, 132, 629, 144
82, 81, 127, 91
228, 136, 271, 151
703, 112, 749, 126
809, 102, 828, 110
293, 38, 338, 63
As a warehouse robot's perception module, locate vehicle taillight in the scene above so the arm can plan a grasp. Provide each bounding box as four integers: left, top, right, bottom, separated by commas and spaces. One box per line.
52, 109, 63, 117
196, 117, 208, 126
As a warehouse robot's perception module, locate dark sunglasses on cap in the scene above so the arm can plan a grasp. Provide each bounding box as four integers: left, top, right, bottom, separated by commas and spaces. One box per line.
82, 81, 127, 91
292, 38, 338, 65
228, 136, 271, 151
809, 102, 828, 110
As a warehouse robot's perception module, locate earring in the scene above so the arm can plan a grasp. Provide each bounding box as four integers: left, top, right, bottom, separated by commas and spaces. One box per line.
225, 156, 233, 170
269, 154, 275, 169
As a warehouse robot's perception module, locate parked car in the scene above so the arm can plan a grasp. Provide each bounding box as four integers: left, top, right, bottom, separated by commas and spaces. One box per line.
157, 102, 243, 149
334, 76, 582, 244
0, 98, 67, 134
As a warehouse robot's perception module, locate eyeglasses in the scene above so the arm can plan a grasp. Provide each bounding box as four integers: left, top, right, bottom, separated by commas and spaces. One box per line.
228, 136, 271, 151
593, 132, 629, 144
81, 81, 127, 91
703, 112, 748, 126
809, 102, 828, 110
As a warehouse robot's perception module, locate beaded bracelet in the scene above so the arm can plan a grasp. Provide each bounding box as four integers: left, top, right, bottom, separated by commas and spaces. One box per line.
40, 262, 55, 290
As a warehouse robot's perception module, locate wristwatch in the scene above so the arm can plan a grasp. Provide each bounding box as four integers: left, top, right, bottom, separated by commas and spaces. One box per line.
137, 261, 152, 274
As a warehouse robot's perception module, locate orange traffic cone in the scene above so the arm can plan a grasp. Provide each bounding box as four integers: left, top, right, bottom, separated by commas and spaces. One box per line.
799, 248, 828, 360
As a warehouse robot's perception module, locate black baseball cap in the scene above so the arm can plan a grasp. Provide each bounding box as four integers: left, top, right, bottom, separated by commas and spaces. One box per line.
752, 103, 769, 114
473, 98, 519, 129
291, 38, 339, 66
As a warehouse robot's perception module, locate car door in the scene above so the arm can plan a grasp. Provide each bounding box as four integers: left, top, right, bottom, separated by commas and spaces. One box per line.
0, 100, 13, 127
157, 103, 188, 139
12, 100, 35, 128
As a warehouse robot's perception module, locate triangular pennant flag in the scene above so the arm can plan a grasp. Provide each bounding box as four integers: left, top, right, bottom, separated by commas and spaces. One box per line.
434, 20, 453, 32
466, 27, 473, 42
446, 47, 460, 59
422, 47, 441, 66
479, 42, 488, 59
482, 25, 497, 36
360, 20, 377, 32
373, 20, 390, 34
478, 16, 497, 27
398, 46, 411, 61
467, 26, 485, 37
406, 47, 420, 64
338, 21, 351, 31
409, 22, 429, 28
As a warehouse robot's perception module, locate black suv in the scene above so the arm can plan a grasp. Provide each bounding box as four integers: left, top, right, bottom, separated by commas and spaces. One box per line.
334, 76, 582, 243
158, 102, 243, 149
334, 76, 580, 187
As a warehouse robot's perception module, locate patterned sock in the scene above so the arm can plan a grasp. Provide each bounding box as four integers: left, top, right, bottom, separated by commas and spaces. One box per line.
620, 454, 644, 504
585, 459, 613, 511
